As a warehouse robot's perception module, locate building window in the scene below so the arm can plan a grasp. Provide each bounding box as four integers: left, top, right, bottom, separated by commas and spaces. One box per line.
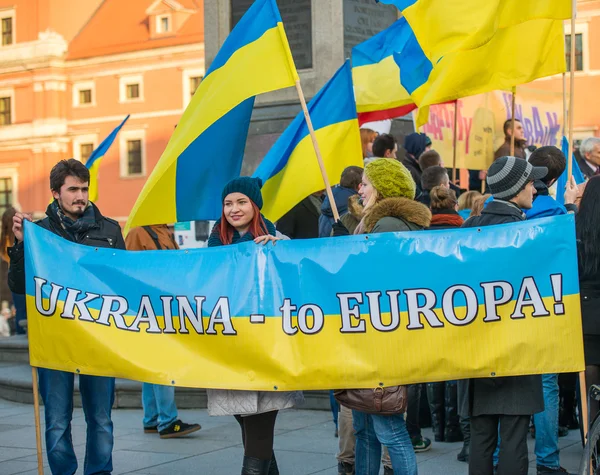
126, 84, 139, 100
79, 89, 92, 105
1, 17, 12, 46
157, 14, 171, 33
182, 69, 205, 107
127, 140, 142, 176
566, 33, 584, 72
80, 143, 94, 164
190, 76, 202, 98
73, 81, 95, 107
119, 75, 143, 103
0, 97, 11, 126
0, 177, 13, 215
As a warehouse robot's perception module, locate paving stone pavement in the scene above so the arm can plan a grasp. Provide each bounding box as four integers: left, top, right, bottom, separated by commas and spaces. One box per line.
0, 398, 584, 474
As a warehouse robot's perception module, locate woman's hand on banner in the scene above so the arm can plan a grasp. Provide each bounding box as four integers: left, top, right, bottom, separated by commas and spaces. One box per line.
332, 220, 350, 237
254, 235, 281, 246
13, 212, 32, 243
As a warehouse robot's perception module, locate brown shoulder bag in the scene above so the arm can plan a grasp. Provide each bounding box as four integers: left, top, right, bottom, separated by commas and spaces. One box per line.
334, 385, 408, 415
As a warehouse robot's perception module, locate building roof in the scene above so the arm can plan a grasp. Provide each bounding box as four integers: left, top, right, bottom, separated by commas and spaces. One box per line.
67, 0, 203, 60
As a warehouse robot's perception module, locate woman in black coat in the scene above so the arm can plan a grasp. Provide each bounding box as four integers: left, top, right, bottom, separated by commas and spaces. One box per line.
576, 176, 600, 419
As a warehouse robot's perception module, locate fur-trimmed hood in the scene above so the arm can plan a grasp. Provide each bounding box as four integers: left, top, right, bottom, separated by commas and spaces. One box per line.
362, 197, 431, 234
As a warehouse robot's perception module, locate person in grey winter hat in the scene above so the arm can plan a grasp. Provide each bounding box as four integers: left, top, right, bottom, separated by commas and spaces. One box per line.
460, 155, 548, 475
486, 156, 548, 207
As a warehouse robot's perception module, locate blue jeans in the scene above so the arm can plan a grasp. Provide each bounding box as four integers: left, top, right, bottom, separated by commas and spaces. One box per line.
12, 292, 26, 334
352, 410, 417, 475
329, 390, 339, 429
38, 368, 114, 475
142, 383, 178, 432
533, 374, 560, 468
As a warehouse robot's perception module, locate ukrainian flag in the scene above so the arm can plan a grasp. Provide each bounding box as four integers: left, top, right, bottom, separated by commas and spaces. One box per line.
384, 0, 571, 126
254, 61, 362, 222
351, 18, 418, 124
378, 0, 571, 62
126, 0, 298, 230
86, 114, 130, 202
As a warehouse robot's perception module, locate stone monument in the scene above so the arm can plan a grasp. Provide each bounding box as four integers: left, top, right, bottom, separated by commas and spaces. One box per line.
204, 0, 413, 174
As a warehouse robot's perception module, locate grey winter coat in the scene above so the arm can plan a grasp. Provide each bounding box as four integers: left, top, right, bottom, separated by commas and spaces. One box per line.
207, 389, 304, 416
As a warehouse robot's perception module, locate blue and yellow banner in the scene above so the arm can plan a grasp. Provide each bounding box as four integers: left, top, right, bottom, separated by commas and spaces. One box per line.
125, 0, 298, 231
26, 215, 584, 390
253, 61, 362, 222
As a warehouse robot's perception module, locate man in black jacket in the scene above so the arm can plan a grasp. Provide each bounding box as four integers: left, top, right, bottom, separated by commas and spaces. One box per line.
462, 156, 547, 475
9, 159, 124, 475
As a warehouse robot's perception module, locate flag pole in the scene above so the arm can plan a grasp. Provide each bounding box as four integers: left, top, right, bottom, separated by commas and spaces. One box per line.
293, 80, 340, 222
452, 101, 458, 183
562, 72, 567, 138
276, 21, 341, 222
567, 0, 577, 179
510, 86, 517, 156
31, 367, 44, 474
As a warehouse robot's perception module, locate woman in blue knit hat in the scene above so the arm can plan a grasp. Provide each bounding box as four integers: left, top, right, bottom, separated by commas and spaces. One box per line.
206, 176, 303, 475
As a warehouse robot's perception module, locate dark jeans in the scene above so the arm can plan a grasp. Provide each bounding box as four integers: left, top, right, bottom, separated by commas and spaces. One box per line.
12, 292, 26, 334
469, 414, 529, 475
38, 368, 114, 475
406, 384, 423, 438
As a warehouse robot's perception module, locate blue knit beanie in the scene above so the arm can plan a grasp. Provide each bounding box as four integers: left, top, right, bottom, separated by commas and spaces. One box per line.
221, 177, 264, 209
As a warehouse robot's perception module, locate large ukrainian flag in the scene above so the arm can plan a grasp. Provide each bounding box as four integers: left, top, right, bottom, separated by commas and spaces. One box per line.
126, 0, 298, 230
351, 18, 418, 124
86, 115, 130, 202
378, 0, 571, 62
380, 0, 571, 126
254, 61, 362, 222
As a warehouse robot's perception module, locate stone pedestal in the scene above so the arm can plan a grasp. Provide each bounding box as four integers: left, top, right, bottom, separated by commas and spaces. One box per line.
204, 0, 408, 173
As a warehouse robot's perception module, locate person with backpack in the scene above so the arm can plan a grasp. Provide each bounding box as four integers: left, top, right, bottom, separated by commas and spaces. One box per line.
126, 225, 202, 439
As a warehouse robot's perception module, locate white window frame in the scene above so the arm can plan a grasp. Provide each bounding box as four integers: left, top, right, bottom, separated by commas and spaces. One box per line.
119, 129, 146, 178
119, 75, 144, 103
0, 8, 16, 47
72, 134, 98, 163
0, 165, 20, 211
156, 14, 172, 34
182, 68, 204, 108
0, 88, 14, 125
72, 81, 96, 108
565, 21, 589, 74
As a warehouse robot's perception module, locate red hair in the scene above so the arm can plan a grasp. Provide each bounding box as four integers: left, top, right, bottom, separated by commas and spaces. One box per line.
218, 201, 270, 245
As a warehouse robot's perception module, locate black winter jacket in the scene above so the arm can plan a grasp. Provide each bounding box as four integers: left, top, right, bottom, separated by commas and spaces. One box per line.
8, 202, 125, 294
459, 198, 543, 417
462, 199, 524, 228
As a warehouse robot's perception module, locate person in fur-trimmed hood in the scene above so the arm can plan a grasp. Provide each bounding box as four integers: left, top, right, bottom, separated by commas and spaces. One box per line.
352, 158, 431, 235
332, 158, 430, 475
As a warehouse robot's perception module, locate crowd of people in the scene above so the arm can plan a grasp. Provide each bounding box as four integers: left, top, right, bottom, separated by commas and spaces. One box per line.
3, 124, 600, 474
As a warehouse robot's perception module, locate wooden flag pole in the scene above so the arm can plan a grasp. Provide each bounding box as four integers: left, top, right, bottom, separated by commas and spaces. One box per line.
452, 101, 458, 183
510, 86, 517, 156
562, 72, 567, 138
567, 0, 577, 179
31, 367, 44, 474
580, 371, 590, 439
294, 80, 340, 221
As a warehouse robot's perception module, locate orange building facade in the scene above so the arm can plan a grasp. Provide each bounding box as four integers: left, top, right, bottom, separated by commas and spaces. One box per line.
0, 0, 204, 222
534, 0, 600, 144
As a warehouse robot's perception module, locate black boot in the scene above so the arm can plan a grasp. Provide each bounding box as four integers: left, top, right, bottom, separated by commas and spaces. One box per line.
457, 417, 470, 462
241, 456, 271, 475
427, 382, 445, 442
268, 452, 279, 475
444, 381, 463, 443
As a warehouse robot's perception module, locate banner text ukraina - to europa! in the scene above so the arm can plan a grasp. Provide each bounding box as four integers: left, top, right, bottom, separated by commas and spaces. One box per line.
25, 215, 584, 391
